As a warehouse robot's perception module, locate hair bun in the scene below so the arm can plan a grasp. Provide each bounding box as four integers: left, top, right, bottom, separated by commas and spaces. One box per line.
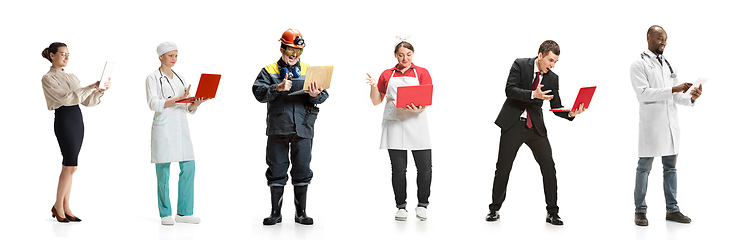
43, 42, 67, 62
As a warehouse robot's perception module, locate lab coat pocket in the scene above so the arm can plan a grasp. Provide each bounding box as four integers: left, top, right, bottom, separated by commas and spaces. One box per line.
151, 116, 171, 162
152, 114, 168, 126
151, 116, 169, 140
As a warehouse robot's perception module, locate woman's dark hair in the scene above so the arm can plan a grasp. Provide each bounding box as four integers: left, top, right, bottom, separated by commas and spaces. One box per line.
394, 41, 414, 53
42, 42, 67, 62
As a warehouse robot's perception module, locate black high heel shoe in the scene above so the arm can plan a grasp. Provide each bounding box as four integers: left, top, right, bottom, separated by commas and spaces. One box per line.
51, 207, 70, 223
66, 214, 82, 222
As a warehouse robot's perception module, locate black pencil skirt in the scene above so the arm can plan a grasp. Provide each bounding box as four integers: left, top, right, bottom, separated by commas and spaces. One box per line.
54, 105, 84, 166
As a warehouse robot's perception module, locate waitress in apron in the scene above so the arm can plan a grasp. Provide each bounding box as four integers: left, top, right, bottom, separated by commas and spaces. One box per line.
365, 36, 433, 221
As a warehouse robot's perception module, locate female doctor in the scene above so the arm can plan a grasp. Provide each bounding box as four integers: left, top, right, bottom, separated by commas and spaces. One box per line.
145, 41, 208, 225
365, 37, 433, 221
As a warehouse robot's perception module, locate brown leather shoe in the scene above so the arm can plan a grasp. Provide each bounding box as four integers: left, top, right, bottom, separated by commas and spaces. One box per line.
666, 211, 691, 223
634, 213, 648, 226
51, 207, 69, 223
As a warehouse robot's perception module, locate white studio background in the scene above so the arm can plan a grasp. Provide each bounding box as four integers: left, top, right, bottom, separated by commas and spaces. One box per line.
0, 0, 747, 239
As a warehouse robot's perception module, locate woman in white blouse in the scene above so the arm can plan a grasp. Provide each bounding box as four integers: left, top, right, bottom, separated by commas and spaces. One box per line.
145, 41, 207, 225
41, 42, 110, 223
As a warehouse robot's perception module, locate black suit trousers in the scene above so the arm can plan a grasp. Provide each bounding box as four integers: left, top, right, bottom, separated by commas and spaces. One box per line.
490, 119, 559, 214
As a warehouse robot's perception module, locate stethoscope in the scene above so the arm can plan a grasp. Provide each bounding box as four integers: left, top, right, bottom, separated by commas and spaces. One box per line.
158, 68, 185, 99
641, 51, 677, 78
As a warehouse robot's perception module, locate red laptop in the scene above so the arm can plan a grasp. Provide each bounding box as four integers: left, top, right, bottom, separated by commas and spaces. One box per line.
549, 86, 596, 112
395, 84, 433, 108
176, 74, 221, 103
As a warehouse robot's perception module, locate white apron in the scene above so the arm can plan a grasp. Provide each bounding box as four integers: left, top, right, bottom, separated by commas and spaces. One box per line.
379, 69, 431, 150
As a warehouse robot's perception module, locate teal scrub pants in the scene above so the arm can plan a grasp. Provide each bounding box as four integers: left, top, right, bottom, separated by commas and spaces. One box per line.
156, 161, 195, 217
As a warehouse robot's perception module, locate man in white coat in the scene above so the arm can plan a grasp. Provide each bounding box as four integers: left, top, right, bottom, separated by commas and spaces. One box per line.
630, 25, 703, 227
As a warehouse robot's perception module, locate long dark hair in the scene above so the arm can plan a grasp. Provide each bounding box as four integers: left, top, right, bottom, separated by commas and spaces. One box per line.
42, 42, 67, 62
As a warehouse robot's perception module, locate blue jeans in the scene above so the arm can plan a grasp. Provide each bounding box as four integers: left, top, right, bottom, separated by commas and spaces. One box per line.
156, 161, 195, 217
634, 155, 679, 213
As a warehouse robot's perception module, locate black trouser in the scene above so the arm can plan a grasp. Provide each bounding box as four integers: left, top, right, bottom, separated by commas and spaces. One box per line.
266, 134, 313, 186
388, 149, 432, 209
490, 120, 559, 214
54, 105, 84, 166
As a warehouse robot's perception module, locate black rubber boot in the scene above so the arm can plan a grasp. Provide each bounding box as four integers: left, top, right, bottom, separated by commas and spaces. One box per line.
263, 186, 284, 225
294, 185, 314, 225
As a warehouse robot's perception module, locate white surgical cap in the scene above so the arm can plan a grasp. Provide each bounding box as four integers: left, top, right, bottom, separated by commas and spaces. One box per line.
157, 41, 178, 56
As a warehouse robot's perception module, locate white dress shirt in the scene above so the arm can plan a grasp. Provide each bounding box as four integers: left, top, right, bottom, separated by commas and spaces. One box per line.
520, 62, 543, 118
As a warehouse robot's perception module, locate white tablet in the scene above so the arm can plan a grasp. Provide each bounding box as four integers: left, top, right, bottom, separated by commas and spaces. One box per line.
99, 61, 114, 89
683, 77, 707, 97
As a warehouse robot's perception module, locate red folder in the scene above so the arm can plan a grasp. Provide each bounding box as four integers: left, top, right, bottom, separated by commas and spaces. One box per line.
176, 74, 221, 103
395, 84, 433, 108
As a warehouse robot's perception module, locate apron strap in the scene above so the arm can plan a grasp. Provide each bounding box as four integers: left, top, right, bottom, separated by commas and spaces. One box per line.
389, 67, 419, 83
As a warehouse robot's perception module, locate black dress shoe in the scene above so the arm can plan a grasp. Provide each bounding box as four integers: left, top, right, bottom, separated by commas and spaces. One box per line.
666, 211, 691, 223
546, 213, 563, 225
634, 213, 648, 226
485, 210, 499, 222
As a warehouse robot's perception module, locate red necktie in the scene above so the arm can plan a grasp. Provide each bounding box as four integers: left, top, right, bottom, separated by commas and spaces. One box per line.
526, 71, 541, 129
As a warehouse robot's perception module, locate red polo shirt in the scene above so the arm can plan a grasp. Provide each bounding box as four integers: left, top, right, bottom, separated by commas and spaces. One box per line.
377, 63, 433, 94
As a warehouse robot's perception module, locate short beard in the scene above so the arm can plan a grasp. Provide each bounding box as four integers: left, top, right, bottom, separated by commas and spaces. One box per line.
652, 47, 664, 55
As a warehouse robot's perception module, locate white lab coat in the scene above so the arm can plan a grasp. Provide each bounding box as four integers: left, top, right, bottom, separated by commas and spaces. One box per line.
630, 50, 693, 157
145, 69, 196, 163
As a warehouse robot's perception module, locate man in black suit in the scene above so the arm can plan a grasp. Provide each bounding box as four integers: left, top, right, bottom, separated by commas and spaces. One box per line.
486, 40, 585, 225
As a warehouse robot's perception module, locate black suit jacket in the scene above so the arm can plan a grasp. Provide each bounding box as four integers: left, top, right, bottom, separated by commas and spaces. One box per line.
494, 57, 574, 137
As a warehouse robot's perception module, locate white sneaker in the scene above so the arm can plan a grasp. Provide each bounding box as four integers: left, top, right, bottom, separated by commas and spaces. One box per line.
395, 209, 408, 221
175, 215, 201, 224
415, 207, 427, 221
161, 216, 175, 225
